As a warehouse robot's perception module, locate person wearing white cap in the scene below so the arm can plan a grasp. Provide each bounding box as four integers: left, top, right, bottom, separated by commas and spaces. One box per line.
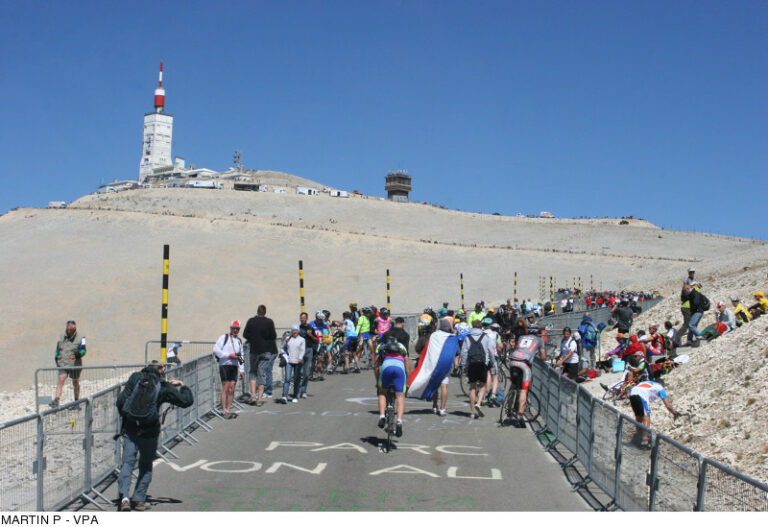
684, 267, 696, 286
213, 320, 245, 418
280, 325, 305, 403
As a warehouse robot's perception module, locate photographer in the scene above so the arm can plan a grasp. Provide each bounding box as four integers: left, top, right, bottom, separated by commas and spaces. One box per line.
213, 320, 245, 419
116, 360, 193, 511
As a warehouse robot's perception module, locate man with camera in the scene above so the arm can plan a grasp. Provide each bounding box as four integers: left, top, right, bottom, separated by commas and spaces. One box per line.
116, 360, 193, 511
213, 320, 246, 418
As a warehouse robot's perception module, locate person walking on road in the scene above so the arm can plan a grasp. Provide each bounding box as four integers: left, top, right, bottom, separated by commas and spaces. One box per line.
51, 320, 86, 408
116, 360, 193, 511
460, 319, 496, 419
280, 325, 305, 403
243, 305, 277, 406
213, 321, 245, 418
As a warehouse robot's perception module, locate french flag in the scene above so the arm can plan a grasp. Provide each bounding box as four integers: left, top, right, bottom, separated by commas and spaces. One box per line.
407, 331, 459, 400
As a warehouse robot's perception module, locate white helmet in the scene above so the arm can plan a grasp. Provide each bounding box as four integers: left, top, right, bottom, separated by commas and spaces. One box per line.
315, 311, 325, 321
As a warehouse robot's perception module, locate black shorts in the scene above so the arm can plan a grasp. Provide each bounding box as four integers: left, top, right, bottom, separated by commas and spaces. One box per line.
563, 362, 579, 379
219, 365, 239, 383
467, 362, 488, 384
629, 395, 647, 419
64, 368, 81, 380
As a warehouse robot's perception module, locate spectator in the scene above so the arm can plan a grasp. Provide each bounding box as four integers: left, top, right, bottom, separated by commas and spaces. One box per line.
577, 316, 599, 368
629, 380, 680, 448
555, 327, 579, 380
51, 320, 86, 408
747, 291, 768, 319
612, 299, 634, 334
243, 305, 277, 406
460, 320, 496, 419
699, 322, 728, 342
166, 342, 182, 365
212, 321, 245, 418
681, 284, 708, 347
116, 360, 193, 511
730, 296, 751, 327
715, 301, 737, 334
436, 302, 449, 319
664, 321, 680, 354
279, 325, 305, 403
684, 266, 697, 286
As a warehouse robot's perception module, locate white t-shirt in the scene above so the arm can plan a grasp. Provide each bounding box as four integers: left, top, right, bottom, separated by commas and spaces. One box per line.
560, 337, 579, 364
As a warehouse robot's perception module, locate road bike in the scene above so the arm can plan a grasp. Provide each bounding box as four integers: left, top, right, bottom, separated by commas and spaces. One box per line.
383, 385, 397, 453
326, 331, 346, 374
499, 363, 540, 425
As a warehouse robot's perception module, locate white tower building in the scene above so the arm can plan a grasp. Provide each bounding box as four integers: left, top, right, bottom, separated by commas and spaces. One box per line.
138, 62, 173, 182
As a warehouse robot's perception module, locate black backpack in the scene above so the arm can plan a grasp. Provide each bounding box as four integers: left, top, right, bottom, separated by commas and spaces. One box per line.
701, 294, 711, 312
466, 334, 487, 365
122, 371, 161, 427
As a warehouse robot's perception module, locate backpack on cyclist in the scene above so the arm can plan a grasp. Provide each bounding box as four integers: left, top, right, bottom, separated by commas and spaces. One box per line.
466, 334, 487, 365
121, 371, 161, 428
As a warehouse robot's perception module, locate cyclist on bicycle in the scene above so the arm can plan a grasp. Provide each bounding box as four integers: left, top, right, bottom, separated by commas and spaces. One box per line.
341, 311, 359, 374
507, 324, 546, 428
309, 312, 328, 381
376, 308, 392, 337
375, 336, 411, 437
355, 306, 374, 373
482, 318, 502, 407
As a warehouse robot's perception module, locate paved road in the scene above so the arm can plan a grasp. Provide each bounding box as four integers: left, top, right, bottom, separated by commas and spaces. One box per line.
100, 368, 588, 511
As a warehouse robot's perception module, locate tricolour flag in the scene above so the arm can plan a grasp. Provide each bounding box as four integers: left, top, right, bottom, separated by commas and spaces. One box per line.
407, 330, 458, 400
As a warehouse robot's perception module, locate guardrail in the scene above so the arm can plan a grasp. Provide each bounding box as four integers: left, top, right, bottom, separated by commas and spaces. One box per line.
4, 352, 222, 511
527, 357, 768, 511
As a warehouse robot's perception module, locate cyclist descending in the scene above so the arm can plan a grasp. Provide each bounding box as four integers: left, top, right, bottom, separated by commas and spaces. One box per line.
507, 324, 546, 428
355, 306, 374, 372
375, 336, 411, 437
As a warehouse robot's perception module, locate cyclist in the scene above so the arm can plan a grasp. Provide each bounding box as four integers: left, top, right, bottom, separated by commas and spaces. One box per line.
468, 302, 485, 326
453, 312, 471, 373
340, 311, 359, 374
309, 312, 328, 382
507, 324, 546, 428
629, 380, 680, 447
375, 336, 411, 437
376, 308, 393, 338
482, 318, 502, 407
354, 306, 373, 373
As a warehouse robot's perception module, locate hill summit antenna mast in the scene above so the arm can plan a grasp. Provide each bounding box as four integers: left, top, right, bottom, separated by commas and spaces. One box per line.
138, 62, 174, 182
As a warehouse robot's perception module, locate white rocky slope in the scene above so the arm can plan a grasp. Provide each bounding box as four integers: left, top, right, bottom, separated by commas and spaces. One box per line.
582, 262, 768, 483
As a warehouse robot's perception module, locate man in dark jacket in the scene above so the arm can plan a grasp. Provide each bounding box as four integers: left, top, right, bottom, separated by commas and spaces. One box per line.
612, 300, 634, 333
682, 284, 707, 347
116, 361, 193, 511
243, 304, 277, 406
383, 317, 410, 353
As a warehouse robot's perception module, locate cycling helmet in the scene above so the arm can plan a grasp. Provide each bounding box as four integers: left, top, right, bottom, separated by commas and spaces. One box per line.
380, 308, 389, 316
458, 312, 467, 321
362, 306, 372, 314
481, 317, 493, 326
315, 311, 325, 320
380, 337, 403, 356
424, 306, 433, 314
487, 308, 495, 314
322, 309, 331, 320
490, 322, 501, 330
527, 324, 541, 334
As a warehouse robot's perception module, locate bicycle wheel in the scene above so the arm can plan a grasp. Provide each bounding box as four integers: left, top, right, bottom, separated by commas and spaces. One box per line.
500, 389, 519, 424
459, 372, 468, 396
523, 391, 540, 422
496, 363, 507, 386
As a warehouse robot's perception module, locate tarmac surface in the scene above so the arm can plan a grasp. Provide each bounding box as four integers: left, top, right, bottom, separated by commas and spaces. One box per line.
96, 366, 589, 512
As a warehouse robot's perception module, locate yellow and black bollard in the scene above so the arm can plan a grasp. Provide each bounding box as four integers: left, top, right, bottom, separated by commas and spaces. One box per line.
514, 271, 518, 303
386, 269, 391, 312
299, 260, 306, 314
460, 273, 465, 311
161, 244, 169, 362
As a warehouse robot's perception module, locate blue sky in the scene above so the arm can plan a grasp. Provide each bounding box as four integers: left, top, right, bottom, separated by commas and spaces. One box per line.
1, 1, 766, 239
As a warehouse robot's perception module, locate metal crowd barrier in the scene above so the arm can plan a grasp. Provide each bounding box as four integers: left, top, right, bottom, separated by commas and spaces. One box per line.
3, 352, 224, 511
527, 358, 768, 511
35, 364, 151, 413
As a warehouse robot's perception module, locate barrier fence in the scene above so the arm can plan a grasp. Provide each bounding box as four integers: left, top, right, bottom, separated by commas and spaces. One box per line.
6, 313, 768, 511
527, 357, 768, 511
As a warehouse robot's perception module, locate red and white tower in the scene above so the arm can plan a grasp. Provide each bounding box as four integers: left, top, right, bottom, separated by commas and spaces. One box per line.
139, 62, 174, 182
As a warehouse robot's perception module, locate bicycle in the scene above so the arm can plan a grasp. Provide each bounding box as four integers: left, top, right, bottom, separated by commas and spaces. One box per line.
326, 331, 345, 374
383, 385, 397, 453
499, 363, 540, 425
602, 375, 641, 404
